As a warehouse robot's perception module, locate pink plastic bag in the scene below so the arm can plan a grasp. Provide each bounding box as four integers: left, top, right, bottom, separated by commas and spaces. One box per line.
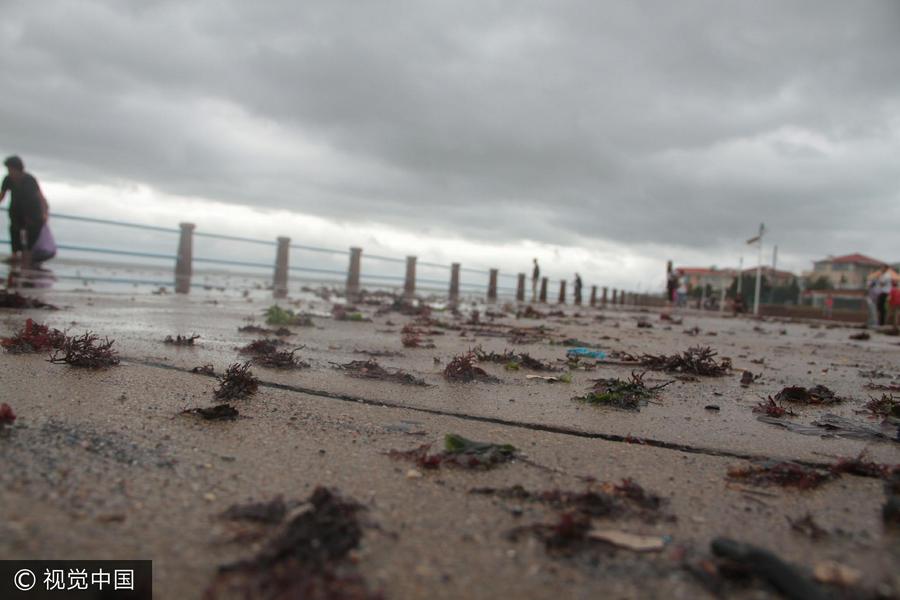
31, 223, 57, 262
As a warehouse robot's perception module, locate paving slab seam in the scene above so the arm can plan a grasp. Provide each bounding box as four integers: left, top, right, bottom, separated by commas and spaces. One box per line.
128, 357, 841, 469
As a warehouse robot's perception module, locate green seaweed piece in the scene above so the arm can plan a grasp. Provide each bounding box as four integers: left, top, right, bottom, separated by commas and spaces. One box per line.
574, 372, 671, 411
264, 305, 313, 327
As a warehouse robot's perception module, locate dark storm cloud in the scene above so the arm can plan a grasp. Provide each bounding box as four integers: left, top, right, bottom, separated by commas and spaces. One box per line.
1, 0, 899, 262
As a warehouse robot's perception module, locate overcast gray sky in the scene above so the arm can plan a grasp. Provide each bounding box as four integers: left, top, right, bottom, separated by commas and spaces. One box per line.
2, 1, 899, 289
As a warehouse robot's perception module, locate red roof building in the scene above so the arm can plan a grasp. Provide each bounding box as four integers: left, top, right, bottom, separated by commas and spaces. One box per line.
807, 253, 888, 290
825, 253, 886, 267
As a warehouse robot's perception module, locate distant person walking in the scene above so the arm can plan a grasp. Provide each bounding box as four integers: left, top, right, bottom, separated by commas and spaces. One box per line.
866, 275, 881, 327
531, 258, 540, 302
889, 281, 900, 328
676, 270, 688, 307
877, 267, 892, 326
666, 261, 677, 304
824, 293, 834, 319
0, 155, 48, 262
666, 271, 678, 304
573, 273, 583, 305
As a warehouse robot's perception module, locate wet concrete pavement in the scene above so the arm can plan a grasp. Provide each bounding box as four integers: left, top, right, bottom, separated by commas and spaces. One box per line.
1, 288, 899, 598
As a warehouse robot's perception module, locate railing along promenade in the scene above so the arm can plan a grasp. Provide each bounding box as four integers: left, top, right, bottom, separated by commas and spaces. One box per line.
3, 211, 662, 308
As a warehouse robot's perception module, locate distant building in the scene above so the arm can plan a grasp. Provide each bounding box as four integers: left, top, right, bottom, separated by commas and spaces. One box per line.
675, 267, 737, 293
804, 253, 887, 290
676, 266, 797, 293
740, 266, 796, 287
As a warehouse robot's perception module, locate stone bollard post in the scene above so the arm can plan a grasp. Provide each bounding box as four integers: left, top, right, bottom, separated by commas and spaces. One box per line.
558, 280, 566, 304
602, 286, 608, 307
273, 236, 290, 298
612, 289, 618, 305
590, 286, 597, 307
449, 263, 460, 307
487, 269, 498, 303
346, 247, 362, 302
404, 256, 417, 300
539, 277, 548, 303
516, 273, 525, 302
175, 222, 195, 294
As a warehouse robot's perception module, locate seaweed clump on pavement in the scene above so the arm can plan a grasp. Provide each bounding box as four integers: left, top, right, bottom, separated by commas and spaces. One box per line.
374, 297, 432, 317
208, 487, 381, 600
516, 306, 546, 319
863, 394, 900, 419
332, 304, 370, 322
0, 403, 15, 429
221, 496, 295, 525
472, 345, 559, 372
400, 324, 436, 348
613, 478, 664, 511
49, 332, 120, 368
239, 338, 285, 356
264, 305, 314, 327
389, 433, 517, 470
1, 319, 66, 353
774, 385, 841, 405
181, 404, 239, 421
163, 333, 200, 346
443, 352, 500, 382
0, 289, 58, 309
638, 346, 731, 376
505, 324, 551, 345
727, 460, 833, 490
687, 537, 828, 600
829, 452, 898, 479
334, 359, 426, 386
214, 362, 259, 400
497, 479, 667, 553
864, 381, 900, 393
752, 397, 796, 418
788, 514, 828, 540
255, 348, 310, 370
239, 324, 293, 336
740, 370, 759, 387
476, 479, 664, 520
552, 337, 597, 347
531, 511, 593, 552
239, 338, 309, 369
574, 372, 672, 411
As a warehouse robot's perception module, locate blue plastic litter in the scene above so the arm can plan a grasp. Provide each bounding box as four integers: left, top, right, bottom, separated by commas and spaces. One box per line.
566, 348, 607, 359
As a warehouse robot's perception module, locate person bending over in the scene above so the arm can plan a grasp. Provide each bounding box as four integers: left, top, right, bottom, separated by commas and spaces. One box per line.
0, 155, 48, 262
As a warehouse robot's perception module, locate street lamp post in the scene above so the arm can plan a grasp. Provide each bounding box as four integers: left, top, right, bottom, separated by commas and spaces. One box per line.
752, 224, 765, 315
